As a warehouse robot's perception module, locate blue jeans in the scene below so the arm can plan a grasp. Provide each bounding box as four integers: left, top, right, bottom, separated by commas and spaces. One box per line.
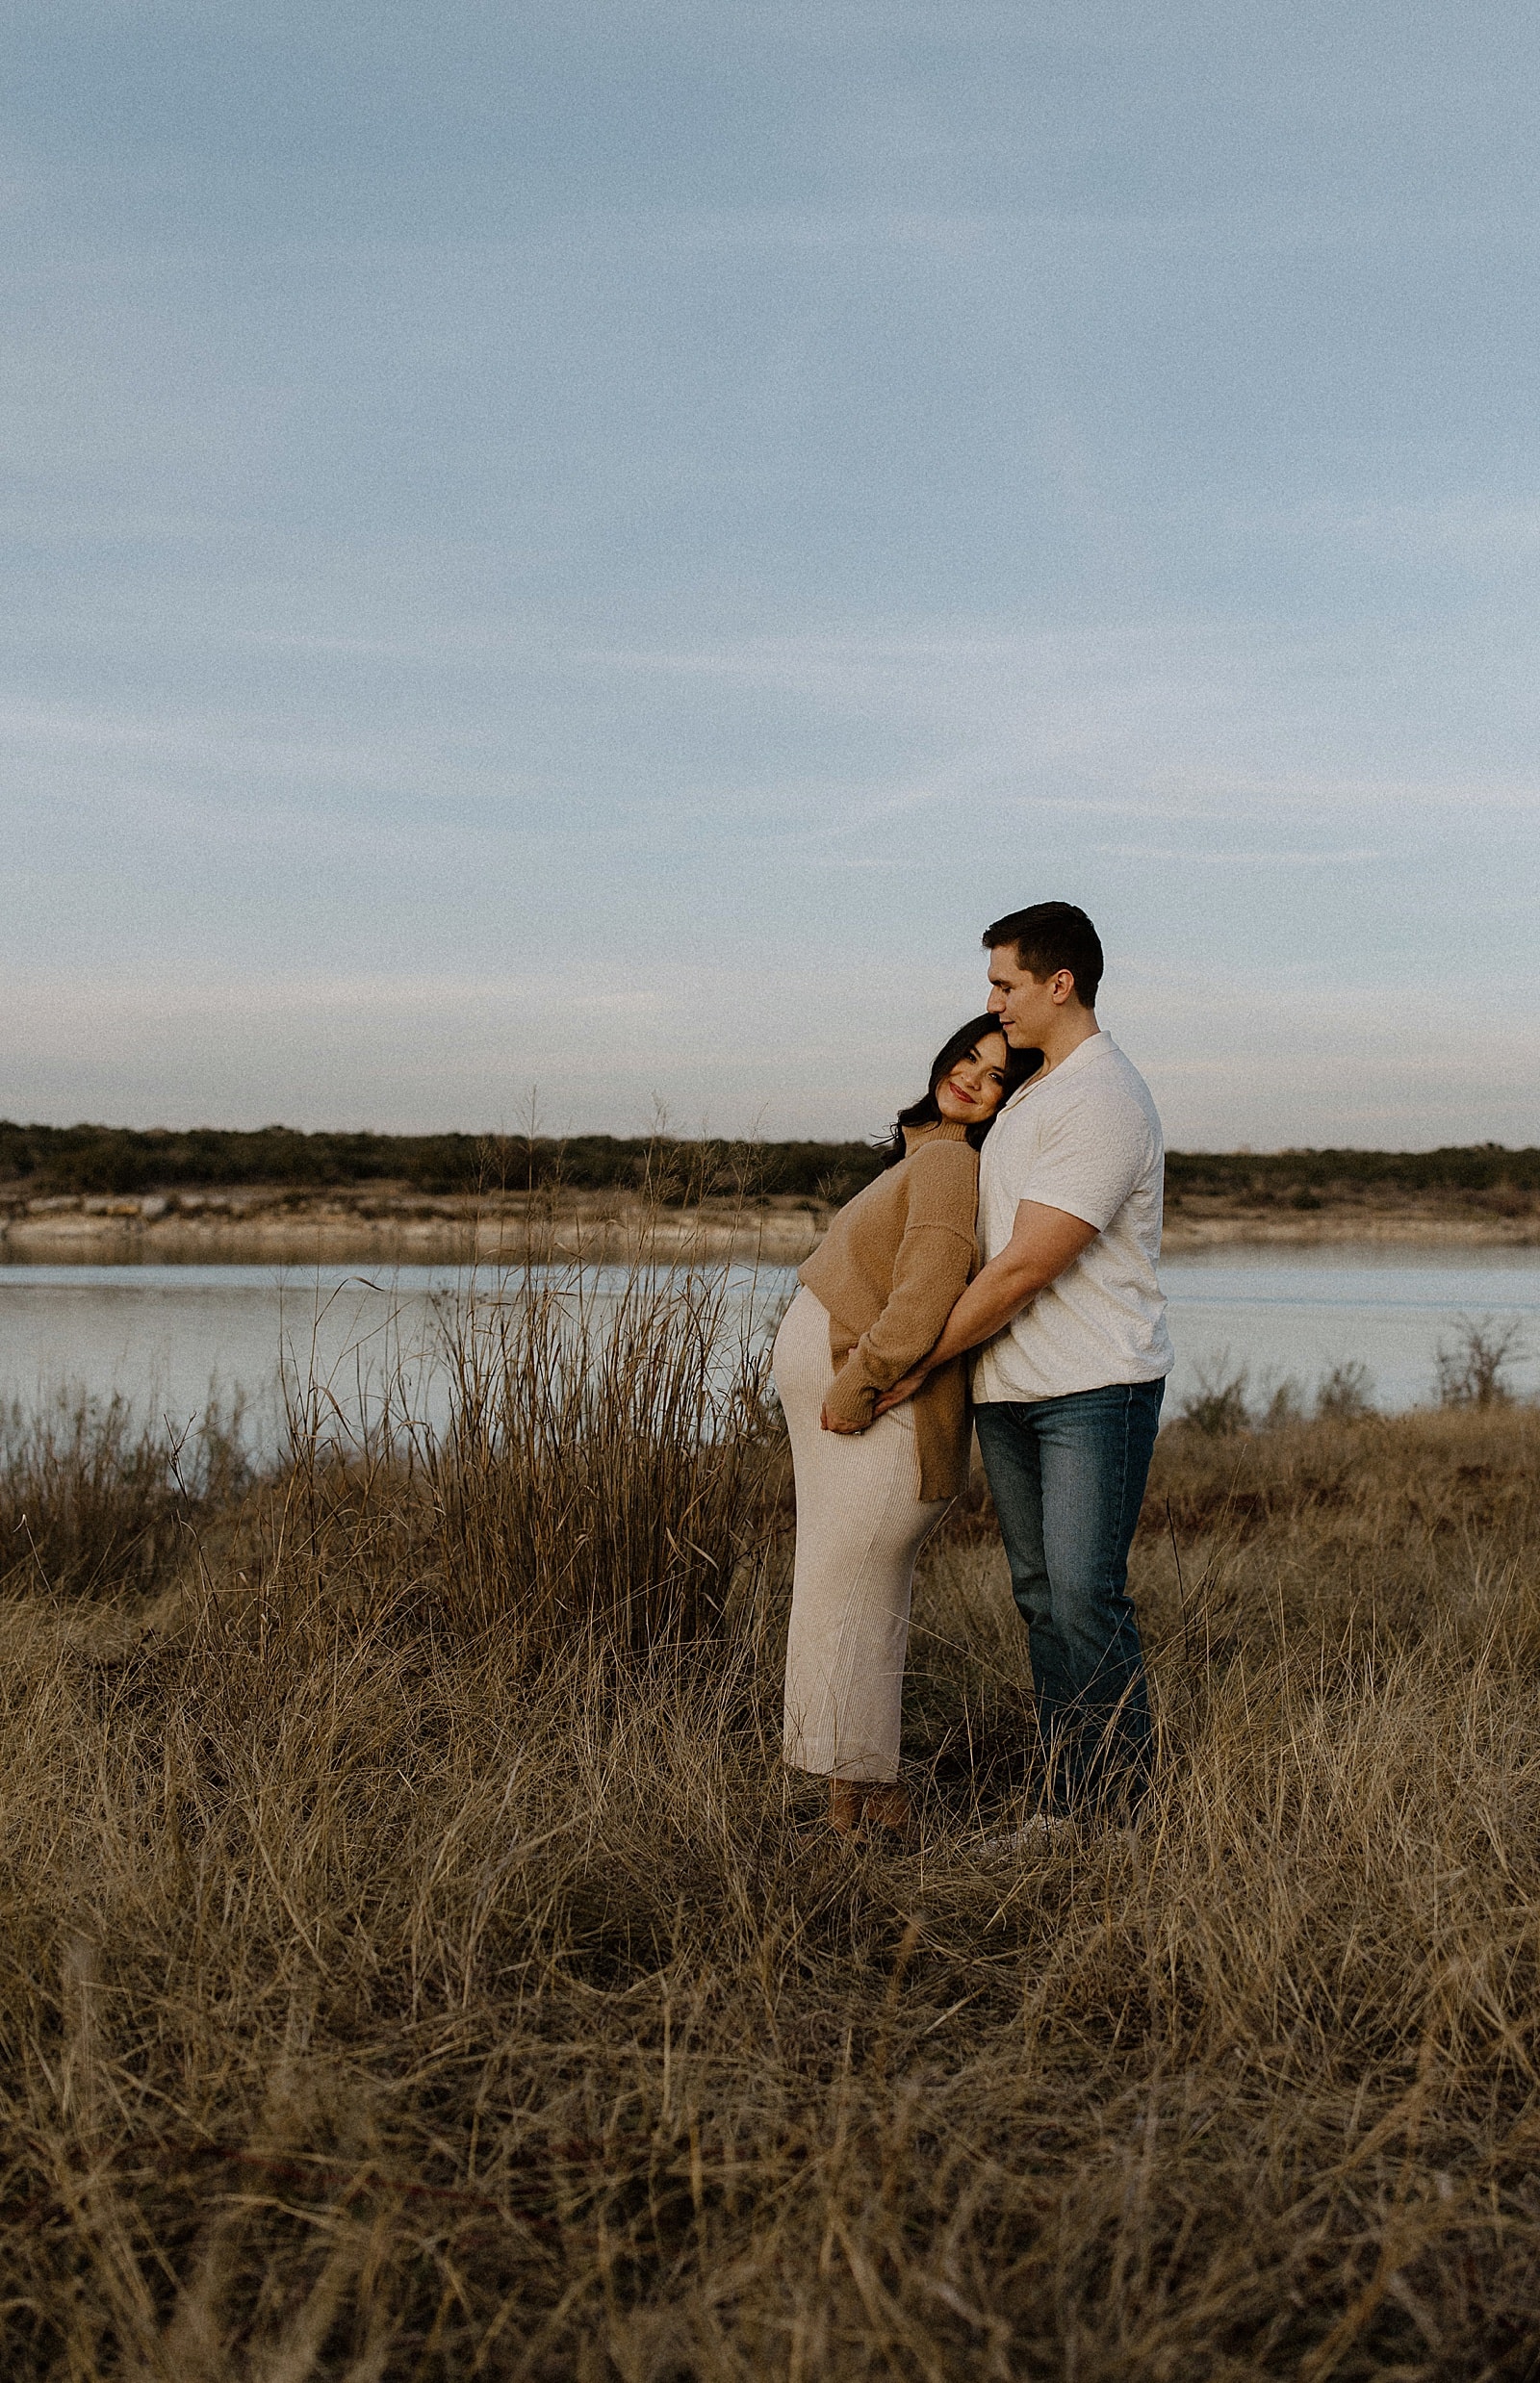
974, 1380, 1164, 1815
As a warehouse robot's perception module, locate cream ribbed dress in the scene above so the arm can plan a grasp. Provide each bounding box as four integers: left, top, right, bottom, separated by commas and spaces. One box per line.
774, 1123, 979, 1783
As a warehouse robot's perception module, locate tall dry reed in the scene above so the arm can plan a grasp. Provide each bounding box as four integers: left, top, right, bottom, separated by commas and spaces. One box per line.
0, 1389, 248, 1601
1, 1267, 1538, 2378
269, 1246, 781, 1654
422, 1256, 778, 1645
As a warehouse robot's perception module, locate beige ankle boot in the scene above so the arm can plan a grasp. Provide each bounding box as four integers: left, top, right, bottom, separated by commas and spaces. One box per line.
861, 1782, 911, 1832
829, 1780, 910, 1836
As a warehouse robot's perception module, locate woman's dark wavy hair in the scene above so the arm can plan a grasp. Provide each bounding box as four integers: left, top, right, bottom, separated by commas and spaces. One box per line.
876, 1014, 1041, 1169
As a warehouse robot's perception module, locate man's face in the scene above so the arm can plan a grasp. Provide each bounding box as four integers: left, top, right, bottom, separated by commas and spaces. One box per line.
986, 945, 1075, 1045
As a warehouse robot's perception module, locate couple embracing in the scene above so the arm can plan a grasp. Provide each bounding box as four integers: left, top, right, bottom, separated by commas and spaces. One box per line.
773, 900, 1173, 1843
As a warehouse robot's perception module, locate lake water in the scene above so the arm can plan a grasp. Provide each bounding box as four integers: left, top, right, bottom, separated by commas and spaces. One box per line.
1, 1247, 1536, 1460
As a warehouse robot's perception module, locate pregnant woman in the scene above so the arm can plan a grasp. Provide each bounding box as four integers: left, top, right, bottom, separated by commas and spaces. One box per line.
774, 1017, 1038, 1837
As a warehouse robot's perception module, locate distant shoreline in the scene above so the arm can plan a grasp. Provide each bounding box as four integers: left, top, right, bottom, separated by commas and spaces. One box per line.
3, 1184, 1537, 1266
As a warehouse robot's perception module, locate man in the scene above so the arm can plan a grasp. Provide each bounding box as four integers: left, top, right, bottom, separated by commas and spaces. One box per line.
876, 901, 1172, 1825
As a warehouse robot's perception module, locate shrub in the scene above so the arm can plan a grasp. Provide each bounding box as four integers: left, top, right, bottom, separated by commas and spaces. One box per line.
1315, 1359, 1376, 1421
1258, 1375, 1307, 1427
1435, 1314, 1527, 1408
1176, 1358, 1253, 1436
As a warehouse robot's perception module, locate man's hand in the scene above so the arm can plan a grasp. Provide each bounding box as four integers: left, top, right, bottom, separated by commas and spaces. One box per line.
861, 1204, 1097, 1424
873, 1366, 929, 1417
875, 1201, 1098, 1401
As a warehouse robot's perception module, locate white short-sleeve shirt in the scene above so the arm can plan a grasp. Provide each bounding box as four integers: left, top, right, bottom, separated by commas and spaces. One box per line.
972, 1032, 1174, 1403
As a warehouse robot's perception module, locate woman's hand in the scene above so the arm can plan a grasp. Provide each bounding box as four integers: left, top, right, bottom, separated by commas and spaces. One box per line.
820, 1401, 868, 1434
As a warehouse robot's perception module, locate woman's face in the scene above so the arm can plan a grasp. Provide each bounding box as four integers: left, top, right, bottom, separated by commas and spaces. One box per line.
933, 1030, 1011, 1125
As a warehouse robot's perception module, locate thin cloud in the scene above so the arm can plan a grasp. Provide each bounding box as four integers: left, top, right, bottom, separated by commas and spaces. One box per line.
1095, 844, 1383, 866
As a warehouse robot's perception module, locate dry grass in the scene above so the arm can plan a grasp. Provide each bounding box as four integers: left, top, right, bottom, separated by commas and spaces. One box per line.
3, 1268, 1540, 2379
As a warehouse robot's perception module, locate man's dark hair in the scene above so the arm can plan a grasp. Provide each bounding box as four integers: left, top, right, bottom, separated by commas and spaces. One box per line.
982, 902, 1104, 1008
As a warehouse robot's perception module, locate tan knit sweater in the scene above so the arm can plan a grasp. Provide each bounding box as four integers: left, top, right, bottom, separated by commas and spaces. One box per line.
797, 1118, 979, 1500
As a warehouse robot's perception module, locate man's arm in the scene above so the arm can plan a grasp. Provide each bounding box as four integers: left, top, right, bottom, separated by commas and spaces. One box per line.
871, 1200, 1096, 1414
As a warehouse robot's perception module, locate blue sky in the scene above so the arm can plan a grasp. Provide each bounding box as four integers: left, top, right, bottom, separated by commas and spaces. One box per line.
3, 0, 1538, 1147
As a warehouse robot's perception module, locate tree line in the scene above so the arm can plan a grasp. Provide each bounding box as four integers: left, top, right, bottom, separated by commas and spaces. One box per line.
1, 1120, 1537, 1206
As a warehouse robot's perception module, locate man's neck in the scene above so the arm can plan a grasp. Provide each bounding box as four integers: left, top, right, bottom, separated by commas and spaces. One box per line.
1037, 1007, 1100, 1074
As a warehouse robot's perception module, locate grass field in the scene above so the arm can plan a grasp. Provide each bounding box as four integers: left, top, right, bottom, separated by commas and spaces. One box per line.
2, 1265, 1539, 2379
